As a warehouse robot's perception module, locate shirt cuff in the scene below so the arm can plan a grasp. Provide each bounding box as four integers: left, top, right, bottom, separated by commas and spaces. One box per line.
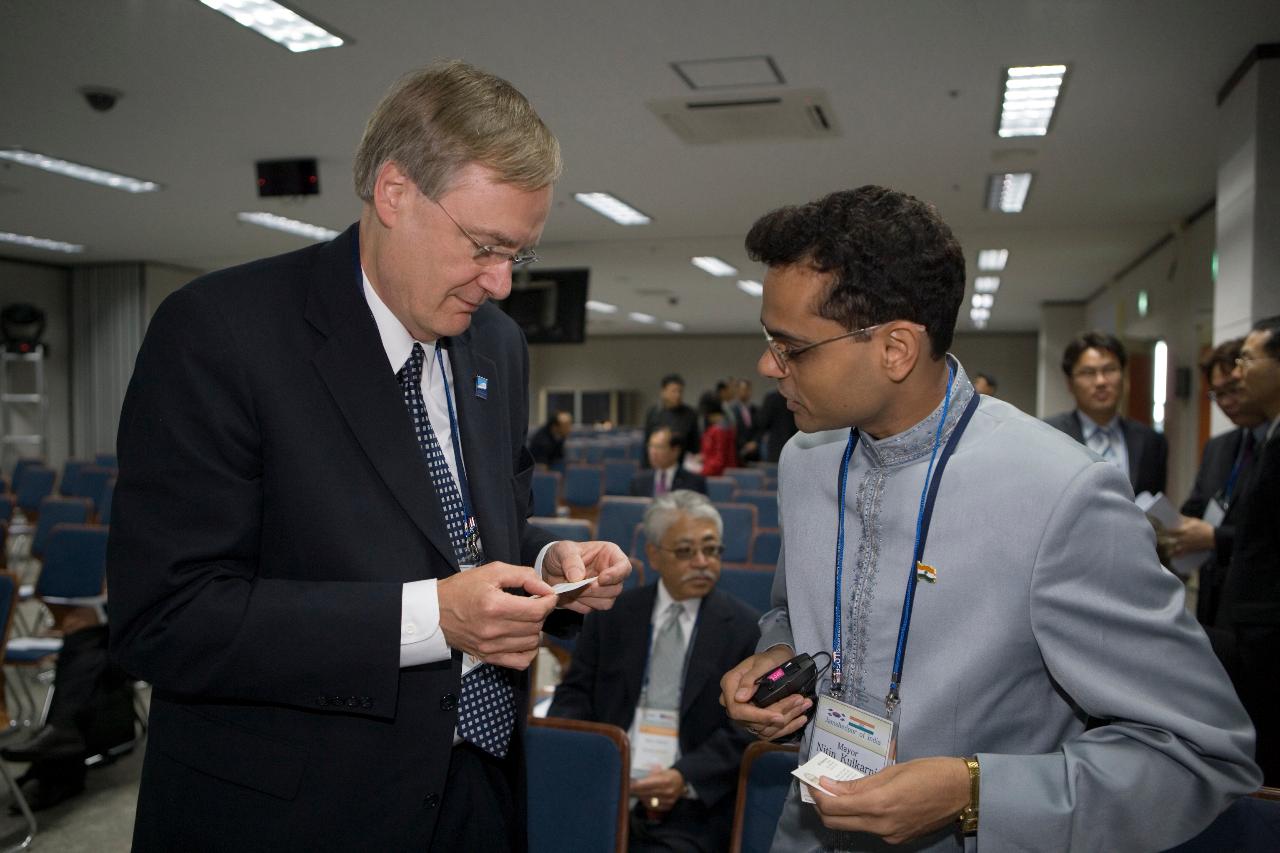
400, 579, 449, 668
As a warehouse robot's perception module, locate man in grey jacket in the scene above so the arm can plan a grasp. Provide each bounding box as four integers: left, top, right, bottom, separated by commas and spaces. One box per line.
720, 186, 1259, 852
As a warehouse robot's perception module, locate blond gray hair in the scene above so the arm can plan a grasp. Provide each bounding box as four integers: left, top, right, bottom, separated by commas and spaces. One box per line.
643, 490, 723, 546
353, 59, 562, 202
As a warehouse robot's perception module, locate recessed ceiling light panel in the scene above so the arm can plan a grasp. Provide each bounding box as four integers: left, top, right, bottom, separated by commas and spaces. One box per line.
629, 312, 657, 324
663, 320, 685, 332
0, 148, 161, 193
585, 300, 618, 314
998, 64, 1066, 137
237, 211, 339, 241
736, 279, 764, 297
972, 293, 995, 309
691, 256, 737, 276
986, 172, 1033, 213
974, 276, 1001, 293
977, 249, 1008, 271
199, 0, 345, 52
0, 230, 85, 253
573, 192, 651, 226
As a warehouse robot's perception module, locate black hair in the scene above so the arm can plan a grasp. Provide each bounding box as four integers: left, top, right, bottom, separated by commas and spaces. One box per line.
974, 372, 998, 390
745, 185, 965, 358
659, 373, 684, 388
1199, 339, 1243, 383
1061, 331, 1127, 377
1253, 315, 1280, 357
649, 426, 686, 452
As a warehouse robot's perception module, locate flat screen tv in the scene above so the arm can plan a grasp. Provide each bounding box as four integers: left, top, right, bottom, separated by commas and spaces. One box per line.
495, 267, 588, 344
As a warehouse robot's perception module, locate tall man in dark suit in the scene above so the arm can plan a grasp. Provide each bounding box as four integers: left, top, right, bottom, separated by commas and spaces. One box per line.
107, 61, 628, 851
1212, 315, 1280, 785
1169, 338, 1268, 624
756, 388, 797, 463
549, 490, 760, 852
643, 374, 700, 468
1044, 331, 1168, 496
631, 427, 707, 497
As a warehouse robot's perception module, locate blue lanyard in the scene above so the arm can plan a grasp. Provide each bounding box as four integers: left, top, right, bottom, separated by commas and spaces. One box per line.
830, 365, 979, 711
433, 345, 477, 525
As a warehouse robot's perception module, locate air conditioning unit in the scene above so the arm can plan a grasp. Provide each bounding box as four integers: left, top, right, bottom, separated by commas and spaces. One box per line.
646, 88, 839, 145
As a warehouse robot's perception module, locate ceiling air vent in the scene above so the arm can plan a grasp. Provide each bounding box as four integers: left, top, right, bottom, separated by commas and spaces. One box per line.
646, 88, 839, 144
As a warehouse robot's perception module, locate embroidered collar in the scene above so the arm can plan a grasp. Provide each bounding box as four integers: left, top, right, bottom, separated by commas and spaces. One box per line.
859, 355, 974, 468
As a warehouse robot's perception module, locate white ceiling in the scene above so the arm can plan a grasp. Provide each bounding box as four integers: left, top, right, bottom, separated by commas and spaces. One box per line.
2, 1, 1278, 334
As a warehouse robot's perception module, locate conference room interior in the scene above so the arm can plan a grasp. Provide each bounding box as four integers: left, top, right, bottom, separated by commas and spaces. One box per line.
1, 1, 1279, 849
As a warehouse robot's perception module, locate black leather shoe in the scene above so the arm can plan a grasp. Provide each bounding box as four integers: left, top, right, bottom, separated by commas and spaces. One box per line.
8, 776, 85, 814
0, 726, 87, 762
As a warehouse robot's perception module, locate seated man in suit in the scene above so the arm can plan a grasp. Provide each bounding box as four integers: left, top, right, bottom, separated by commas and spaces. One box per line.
1169, 338, 1267, 623
631, 427, 707, 496
528, 410, 572, 467
1045, 330, 1167, 496
549, 490, 760, 853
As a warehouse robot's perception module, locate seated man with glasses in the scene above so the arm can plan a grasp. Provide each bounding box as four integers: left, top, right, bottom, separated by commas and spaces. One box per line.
1169, 337, 1269, 624
720, 186, 1257, 852
550, 489, 760, 853
1044, 330, 1168, 497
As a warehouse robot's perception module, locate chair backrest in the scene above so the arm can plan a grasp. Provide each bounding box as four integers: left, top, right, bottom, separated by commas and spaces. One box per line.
750, 530, 782, 566
623, 558, 646, 590
596, 496, 650, 552
717, 566, 773, 613
725, 468, 766, 492
602, 460, 637, 497
71, 464, 116, 513
58, 458, 93, 497
564, 465, 605, 509
94, 452, 118, 468
730, 741, 800, 853
35, 524, 109, 600
1164, 786, 1280, 852
11, 458, 43, 492
601, 444, 630, 461
527, 717, 629, 853
706, 476, 737, 503
531, 470, 560, 518
715, 503, 758, 563
32, 496, 93, 558
530, 517, 593, 542
737, 490, 779, 529
13, 465, 55, 513
0, 494, 13, 524
98, 477, 116, 526
0, 571, 17, 651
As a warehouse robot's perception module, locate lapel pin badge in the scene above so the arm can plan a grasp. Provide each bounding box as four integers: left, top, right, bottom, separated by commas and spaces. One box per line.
915, 561, 937, 584
475, 376, 489, 399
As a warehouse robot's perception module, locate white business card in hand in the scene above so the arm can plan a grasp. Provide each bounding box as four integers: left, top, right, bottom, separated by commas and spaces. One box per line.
549, 577, 596, 595
793, 752, 866, 798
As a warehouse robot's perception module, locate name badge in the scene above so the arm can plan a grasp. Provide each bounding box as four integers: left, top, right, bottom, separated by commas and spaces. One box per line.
632, 707, 679, 780
801, 693, 896, 804
1202, 496, 1226, 528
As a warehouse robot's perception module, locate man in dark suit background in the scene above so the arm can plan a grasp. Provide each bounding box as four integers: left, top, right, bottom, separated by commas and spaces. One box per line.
631, 427, 707, 497
107, 61, 628, 851
643, 374, 700, 468
528, 409, 572, 467
755, 388, 797, 463
1211, 315, 1280, 785
1169, 338, 1268, 624
549, 490, 759, 852
1044, 330, 1168, 496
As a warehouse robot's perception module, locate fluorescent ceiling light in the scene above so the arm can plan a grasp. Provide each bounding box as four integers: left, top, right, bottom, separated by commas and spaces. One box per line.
663, 321, 685, 332
977, 249, 1008, 271
974, 276, 1001, 293
972, 293, 995, 309
0, 148, 160, 193
691, 256, 737, 276
970, 307, 991, 321
0, 230, 85, 254
971, 316, 988, 330
199, 0, 344, 52
736, 279, 764, 297
573, 192, 651, 226
987, 172, 1033, 213
998, 65, 1066, 137
629, 312, 656, 324
585, 300, 618, 314
237, 211, 339, 241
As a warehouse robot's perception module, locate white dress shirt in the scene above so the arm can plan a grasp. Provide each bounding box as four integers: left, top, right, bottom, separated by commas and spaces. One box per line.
361, 271, 552, 667
1077, 410, 1130, 482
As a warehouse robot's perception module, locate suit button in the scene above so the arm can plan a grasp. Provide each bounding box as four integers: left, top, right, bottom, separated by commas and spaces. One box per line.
346, 697, 358, 708
440, 693, 457, 711
317, 697, 328, 707
423, 792, 441, 809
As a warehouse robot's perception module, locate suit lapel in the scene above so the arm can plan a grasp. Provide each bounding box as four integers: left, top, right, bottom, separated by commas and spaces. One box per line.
680, 589, 727, 719
1120, 418, 1143, 490
622, 585, 658, 718
306, 226, 459, 572
445, 332, 508, 560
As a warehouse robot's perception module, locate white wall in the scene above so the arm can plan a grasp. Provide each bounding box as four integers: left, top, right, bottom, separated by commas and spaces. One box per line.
0, 258, 72, 472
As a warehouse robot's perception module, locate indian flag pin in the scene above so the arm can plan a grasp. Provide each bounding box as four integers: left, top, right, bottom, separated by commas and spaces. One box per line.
915, 561, 937, 584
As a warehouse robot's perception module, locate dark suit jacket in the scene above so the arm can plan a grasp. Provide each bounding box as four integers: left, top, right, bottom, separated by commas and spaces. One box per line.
629, 469, 708, 497
107, 224, 564, 850
1044, 410, 1168, 496
1181, 429, 1258, 624
548, 584, 759, 847
1211, 428, 1280, 783
756, 391, 796, 463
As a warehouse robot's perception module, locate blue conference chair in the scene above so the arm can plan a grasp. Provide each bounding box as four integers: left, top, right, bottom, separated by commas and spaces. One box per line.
596, 497, 649, 553
706, 476, 737, 503
97, 477, 117, 526
30, 497, 93, 562
527, 717, 630, 853
94, 452, 118, 468
531, 470, 560, 518
70, 464, 116, 518
717, 566, 774, 613
563, 465, 604, 514
725, 468, 765, 492
736, 490, 779, 529
0, 571, 37, 846
602, 460, 637, 497
13, 465, 55, 517
57, 458, 93, 497
750, 530, 782, 566
530, 517, 592, 542
730, 741, 800, 853
714, 503, 758, 563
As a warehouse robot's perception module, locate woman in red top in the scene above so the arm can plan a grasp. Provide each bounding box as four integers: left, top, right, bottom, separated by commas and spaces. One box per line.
699, 402, 739, 477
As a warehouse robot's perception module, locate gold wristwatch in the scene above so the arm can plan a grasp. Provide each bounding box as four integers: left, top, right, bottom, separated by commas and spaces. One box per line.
959, 756, 980, 834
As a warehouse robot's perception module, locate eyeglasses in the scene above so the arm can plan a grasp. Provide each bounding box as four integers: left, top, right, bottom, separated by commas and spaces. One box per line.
1236, 353, 1278, 369
433, 199, 539, 268
1071, 364, 1122, 381
762, 322, 891, 374
658, 543, 725, 562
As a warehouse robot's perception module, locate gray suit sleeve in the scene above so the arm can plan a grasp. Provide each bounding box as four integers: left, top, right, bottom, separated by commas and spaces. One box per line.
978, 460, 1261, 851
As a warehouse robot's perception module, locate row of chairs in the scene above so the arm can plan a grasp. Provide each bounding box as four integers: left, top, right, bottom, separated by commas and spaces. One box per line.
526, 716, 798, 853
8, 454, 117, 525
